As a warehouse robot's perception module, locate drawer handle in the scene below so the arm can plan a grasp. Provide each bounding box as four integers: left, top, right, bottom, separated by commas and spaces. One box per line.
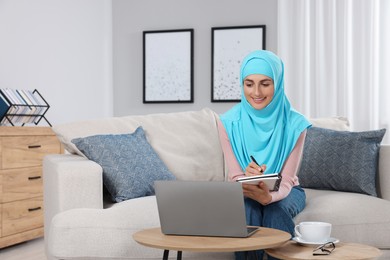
28, 176, 42, 180
28, 145, 42, 149
28, 207, 42, 212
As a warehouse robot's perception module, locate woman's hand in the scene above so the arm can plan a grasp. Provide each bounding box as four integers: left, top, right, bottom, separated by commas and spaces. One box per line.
242, 182, 272, 205
245, 162, 266, 176
242, 161, 271, 205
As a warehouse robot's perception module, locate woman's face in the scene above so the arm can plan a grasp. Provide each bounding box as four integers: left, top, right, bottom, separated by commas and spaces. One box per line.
243, 74, 274, 110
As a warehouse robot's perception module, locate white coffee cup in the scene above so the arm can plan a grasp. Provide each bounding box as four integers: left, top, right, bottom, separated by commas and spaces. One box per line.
294, 221, 332, 243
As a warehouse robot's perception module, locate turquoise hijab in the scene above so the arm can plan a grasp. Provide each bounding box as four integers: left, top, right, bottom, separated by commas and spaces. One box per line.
220, 50, 311, 174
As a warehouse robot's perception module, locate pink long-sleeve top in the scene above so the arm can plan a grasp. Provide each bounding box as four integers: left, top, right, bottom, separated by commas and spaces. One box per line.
217, 118, 307, 203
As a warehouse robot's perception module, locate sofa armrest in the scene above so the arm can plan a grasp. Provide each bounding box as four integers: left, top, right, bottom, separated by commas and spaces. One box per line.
378, 144, 390, 201
43, 154, 104, 242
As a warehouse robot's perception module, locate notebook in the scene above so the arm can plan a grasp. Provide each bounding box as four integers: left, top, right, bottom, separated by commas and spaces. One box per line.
154, 180, 259, 238
236, 173, 281, 191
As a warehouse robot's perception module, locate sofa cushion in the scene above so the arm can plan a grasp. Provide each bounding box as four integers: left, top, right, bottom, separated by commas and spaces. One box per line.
52, 108, 225, 182
298, 127, 386, 196
296, 189, 390, 248
309, 116, 350, 131
49, 196, 233, 259
72, 127, 175, 202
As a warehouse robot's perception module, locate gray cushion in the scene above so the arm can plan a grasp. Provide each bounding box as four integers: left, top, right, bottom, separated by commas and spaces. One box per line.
298, 127, 386, 196
71, 126, 175, 202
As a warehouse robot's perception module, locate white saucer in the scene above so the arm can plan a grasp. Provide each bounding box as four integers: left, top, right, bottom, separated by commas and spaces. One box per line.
292, 237, 340, 247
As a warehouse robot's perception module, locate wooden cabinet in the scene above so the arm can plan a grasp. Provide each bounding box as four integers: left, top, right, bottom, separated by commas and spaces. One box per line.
0, 127, 62, 248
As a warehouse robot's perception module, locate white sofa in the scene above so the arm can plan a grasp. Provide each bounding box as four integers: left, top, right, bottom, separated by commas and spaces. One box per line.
44, 108, 390, 259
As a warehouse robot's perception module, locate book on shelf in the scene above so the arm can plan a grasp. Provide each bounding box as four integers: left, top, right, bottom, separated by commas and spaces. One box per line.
0, 88, 51, 126
0, 95, 10, 122
0, 89, 19, 123
17, 89, 40, 124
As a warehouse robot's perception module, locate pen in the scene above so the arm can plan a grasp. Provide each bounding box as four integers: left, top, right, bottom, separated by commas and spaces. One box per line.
250, 155, 264, 173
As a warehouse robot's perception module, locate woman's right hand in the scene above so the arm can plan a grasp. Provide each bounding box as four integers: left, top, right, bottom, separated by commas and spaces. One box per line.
245, 162, 266, 176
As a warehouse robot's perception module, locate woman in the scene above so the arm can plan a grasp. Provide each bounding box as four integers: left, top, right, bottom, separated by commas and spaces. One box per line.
217, 50, 311, 259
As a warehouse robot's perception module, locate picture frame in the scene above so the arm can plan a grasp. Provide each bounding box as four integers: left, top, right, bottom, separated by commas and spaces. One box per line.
143, 29, 194, 103
211, 25, 266, 102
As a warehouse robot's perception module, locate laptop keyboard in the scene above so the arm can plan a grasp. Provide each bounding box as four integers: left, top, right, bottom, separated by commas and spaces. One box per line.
247, 226, 259, 234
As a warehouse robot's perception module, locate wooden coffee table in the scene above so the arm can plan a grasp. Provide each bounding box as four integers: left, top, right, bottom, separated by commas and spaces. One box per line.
266, 240, 382, 260
133, 227, 291, 260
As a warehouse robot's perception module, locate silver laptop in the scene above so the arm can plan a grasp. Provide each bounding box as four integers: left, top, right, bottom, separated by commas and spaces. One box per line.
154, 180, 259, 237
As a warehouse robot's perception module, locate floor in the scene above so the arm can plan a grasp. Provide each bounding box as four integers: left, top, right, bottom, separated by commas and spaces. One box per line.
0, 237, 46, 260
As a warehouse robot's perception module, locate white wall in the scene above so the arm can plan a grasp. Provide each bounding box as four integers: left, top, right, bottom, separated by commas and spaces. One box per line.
0, 0, 113, 125
0, 0, 277, 124
112, 0, 278, 116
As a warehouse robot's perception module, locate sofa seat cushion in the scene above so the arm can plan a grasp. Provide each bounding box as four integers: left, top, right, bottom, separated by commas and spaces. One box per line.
296, 189, 390, 249
48, 195, 233, 260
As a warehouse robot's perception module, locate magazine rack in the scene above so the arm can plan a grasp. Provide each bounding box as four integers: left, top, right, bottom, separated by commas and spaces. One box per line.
0, 89, 52, 127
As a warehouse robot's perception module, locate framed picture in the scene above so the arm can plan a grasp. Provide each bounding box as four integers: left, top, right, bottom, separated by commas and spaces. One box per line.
143, 29, 194, 103
211, 25, 266, 102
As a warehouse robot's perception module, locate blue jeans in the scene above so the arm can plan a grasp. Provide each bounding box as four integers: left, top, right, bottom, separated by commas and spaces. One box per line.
235, 186, 306, 260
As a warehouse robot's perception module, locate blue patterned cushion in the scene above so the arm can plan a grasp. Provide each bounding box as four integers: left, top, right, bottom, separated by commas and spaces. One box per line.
71, 127, 176, 202
298, 127, 386, 196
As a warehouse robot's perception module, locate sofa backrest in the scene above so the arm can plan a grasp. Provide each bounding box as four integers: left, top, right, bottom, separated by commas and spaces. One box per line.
377, 144, 390, 200
52, 108, 225, 182
54, 110, 389, 198
309, 116, 350, 130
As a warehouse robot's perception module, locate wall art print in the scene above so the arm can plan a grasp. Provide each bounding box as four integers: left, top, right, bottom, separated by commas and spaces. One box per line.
211, 25, 266, 102
143, 29, 194, 103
